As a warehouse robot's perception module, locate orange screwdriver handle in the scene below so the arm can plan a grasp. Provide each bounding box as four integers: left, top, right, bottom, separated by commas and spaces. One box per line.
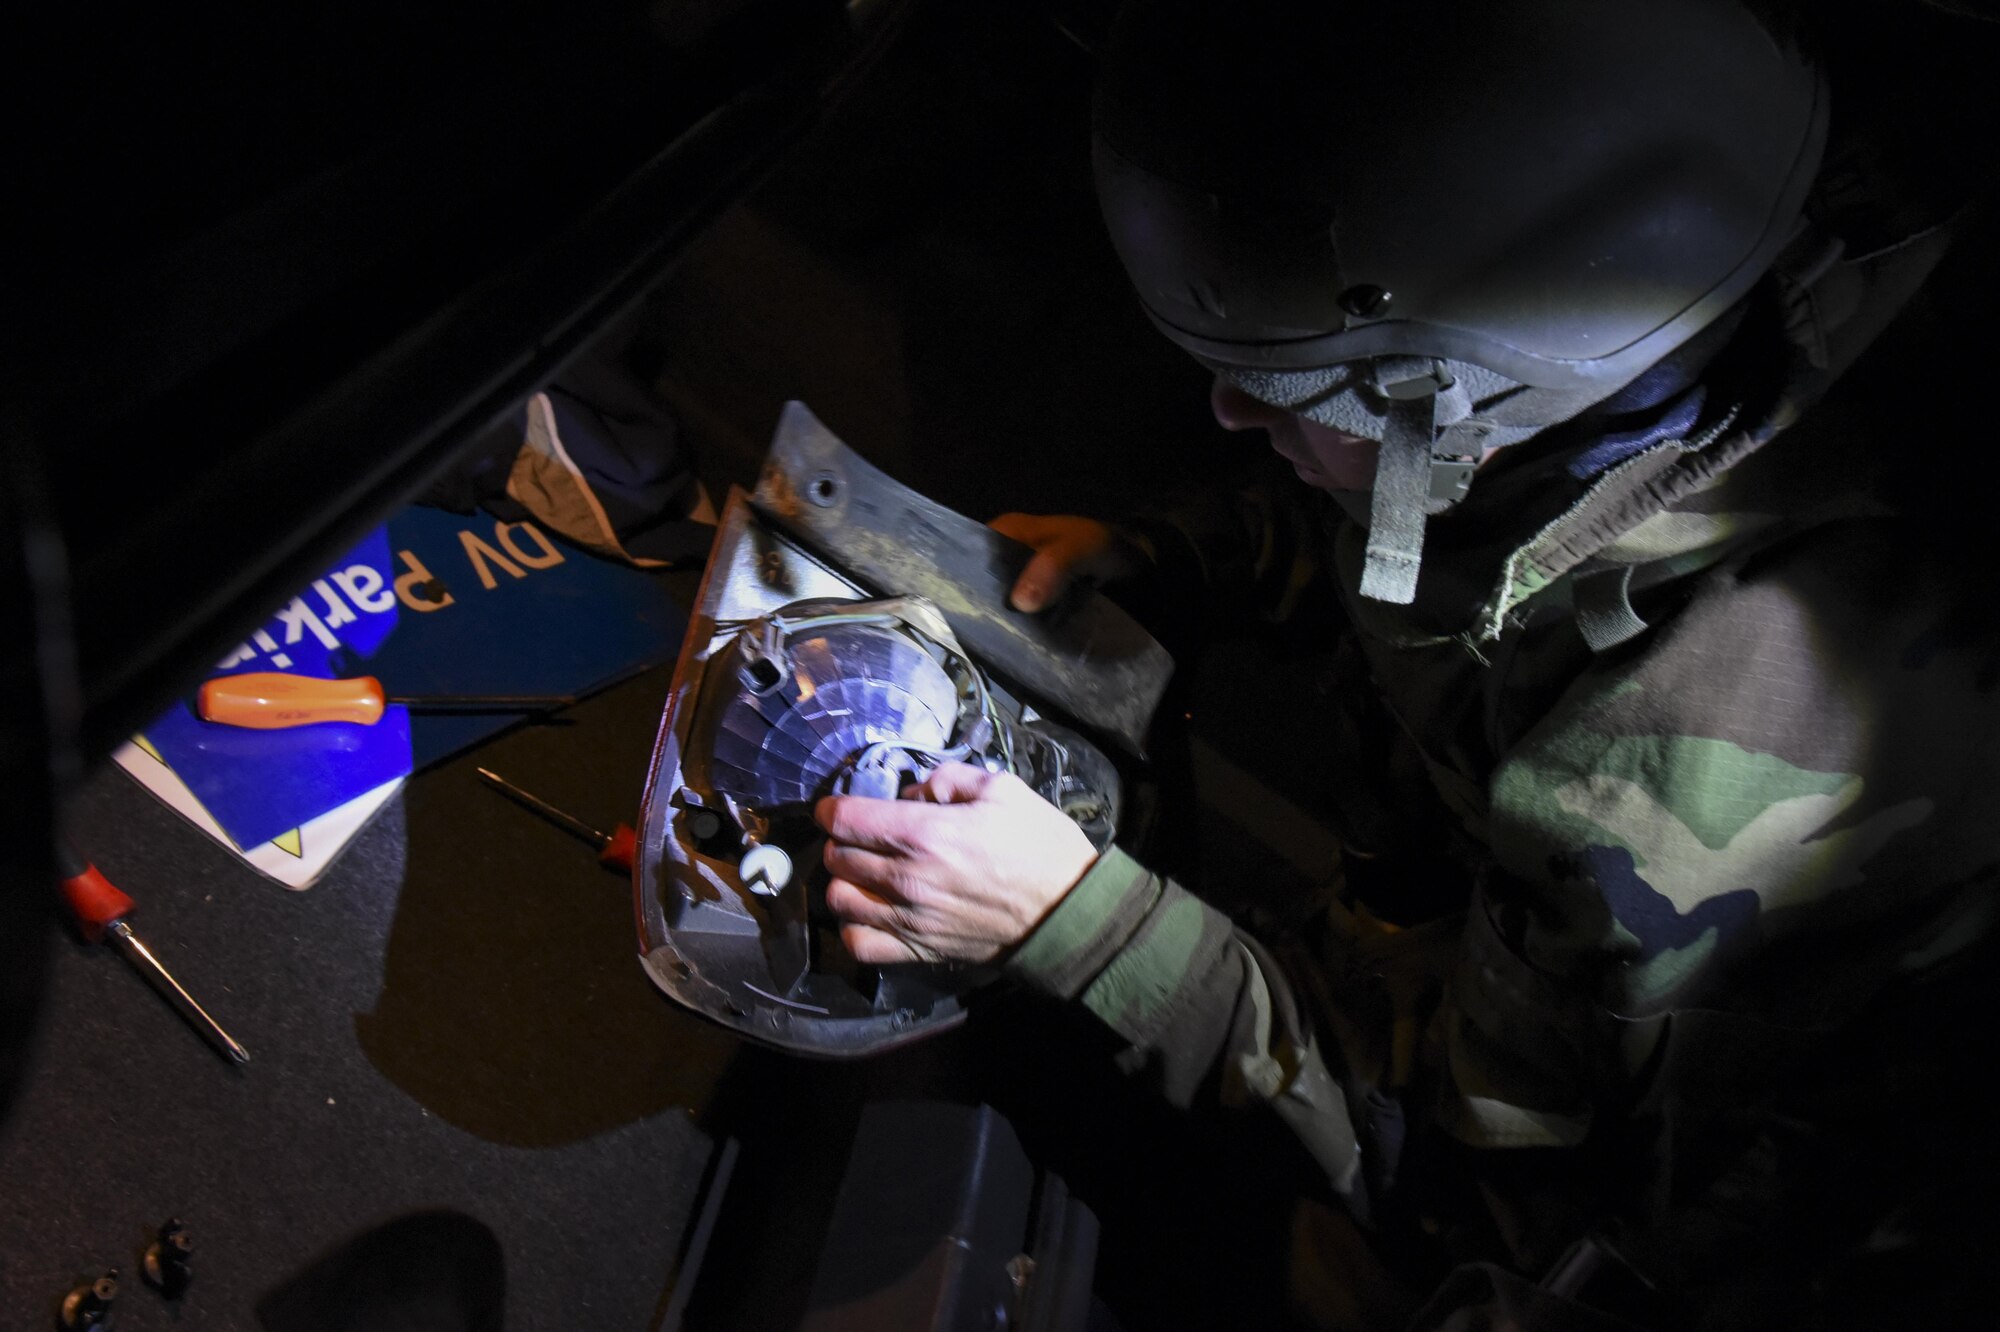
198, 673, 386, 728
599, 824, 638, 873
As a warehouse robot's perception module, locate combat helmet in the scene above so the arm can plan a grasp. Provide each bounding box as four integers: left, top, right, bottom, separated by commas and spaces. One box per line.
1092, 0, 1828, 601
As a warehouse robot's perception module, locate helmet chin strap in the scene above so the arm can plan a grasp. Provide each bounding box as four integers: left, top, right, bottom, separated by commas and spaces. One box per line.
1358, 356, 1654, 603
1359, 357, 1468, 604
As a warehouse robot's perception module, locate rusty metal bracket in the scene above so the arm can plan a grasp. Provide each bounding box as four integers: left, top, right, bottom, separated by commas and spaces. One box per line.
750, 401, 1172, 756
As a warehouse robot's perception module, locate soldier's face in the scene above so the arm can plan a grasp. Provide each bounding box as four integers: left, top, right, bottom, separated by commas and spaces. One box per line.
1210, 377, 1381, 493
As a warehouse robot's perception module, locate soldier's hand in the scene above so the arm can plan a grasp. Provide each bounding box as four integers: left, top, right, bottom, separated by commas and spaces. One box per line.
815, 762, 1097, 966
989, 513, 1148, 613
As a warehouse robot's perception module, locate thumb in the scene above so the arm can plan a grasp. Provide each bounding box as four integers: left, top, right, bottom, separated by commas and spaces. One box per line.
903, 760, 996, 805
1011, 547, 1074, 613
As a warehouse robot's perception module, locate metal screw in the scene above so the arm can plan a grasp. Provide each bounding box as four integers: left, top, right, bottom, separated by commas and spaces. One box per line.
1338, 284, 1393, 319
143, 1218, 193, 1299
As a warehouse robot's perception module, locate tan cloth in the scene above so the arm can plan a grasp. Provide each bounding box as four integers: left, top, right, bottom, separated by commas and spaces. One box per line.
503, 392, 714, 568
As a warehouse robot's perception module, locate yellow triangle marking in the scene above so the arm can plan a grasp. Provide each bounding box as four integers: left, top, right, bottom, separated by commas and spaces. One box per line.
131, 733, 239, 850
271, 828, 304, 858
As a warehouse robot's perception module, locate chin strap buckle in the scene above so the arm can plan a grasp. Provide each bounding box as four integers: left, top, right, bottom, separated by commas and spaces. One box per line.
1375, 358, 1480, 503
1428, 457, 1478, 503
1371, 356, 1456, 401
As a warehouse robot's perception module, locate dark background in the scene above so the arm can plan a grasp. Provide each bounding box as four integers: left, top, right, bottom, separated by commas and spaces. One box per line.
3, 3, 1356, 1327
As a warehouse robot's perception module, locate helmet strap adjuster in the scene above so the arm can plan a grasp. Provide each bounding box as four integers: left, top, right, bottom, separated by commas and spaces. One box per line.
1428, 457, 1478, 504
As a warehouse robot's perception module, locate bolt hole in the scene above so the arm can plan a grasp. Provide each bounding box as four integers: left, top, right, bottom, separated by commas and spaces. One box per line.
807, 472, 839, 507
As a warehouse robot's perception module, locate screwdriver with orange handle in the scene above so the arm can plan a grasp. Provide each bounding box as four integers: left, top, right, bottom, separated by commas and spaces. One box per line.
198, 672, 576, 729
476, 768, 636, 873
57, 839, 250, 1066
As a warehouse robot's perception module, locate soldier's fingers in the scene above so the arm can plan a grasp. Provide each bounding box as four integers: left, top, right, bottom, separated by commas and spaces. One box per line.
903, 761, 996, 806
824, 876, 910, 931
823, 844, 907, 898
1010, 545, 1081, 613
841, 922, 926, 966
988, 512, 1050, 543
814, 794, 934, 854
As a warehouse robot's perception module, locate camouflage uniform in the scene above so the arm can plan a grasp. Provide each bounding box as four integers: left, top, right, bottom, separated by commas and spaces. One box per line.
1004, 225, 2000, 1317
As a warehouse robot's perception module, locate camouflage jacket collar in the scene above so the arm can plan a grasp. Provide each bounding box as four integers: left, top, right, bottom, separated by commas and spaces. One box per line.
1468, 401, 1762, 642
1333, 394, 1784, 652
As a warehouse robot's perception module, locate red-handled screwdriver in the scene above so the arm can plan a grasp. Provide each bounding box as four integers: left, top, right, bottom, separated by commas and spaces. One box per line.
57, 841, 250, 1065
476, 768, 636, 872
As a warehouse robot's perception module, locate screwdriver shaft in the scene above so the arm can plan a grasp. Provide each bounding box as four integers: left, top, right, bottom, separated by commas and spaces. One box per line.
389, 694, 577, 709
476, 768, 611, 847
200, 671, 575, 728
107, 922, 250, 1065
